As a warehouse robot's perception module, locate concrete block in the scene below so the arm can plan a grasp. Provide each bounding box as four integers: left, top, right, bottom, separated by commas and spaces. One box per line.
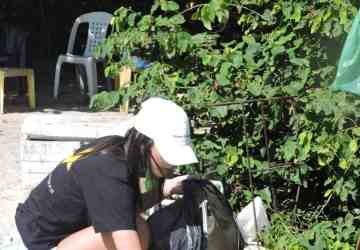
21, 112, 133, 138
21, 161, 58, 174
21, 172, 49, 188
19, 112, 133, 190
20, 141, 80, 162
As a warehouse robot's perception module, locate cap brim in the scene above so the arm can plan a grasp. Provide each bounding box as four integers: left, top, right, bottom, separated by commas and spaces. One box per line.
156, 141, 198, 166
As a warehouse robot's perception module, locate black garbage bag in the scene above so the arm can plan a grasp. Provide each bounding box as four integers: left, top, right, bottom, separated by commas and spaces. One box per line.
148, 179, 244, 250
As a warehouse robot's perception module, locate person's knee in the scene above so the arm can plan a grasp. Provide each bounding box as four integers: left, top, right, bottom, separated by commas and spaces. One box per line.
136, 214, 150, 250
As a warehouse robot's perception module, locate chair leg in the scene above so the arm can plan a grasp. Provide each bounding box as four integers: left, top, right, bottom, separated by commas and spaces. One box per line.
85, 61, 98, 97
75, 64, 86, 93
0, 72, 4, 114
105, 77, 113, 91
26, 69, 36, 109
54, 58, 64, 99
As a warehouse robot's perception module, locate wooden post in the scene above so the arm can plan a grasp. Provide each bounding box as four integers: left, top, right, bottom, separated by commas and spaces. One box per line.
116, 67, 132, 113
26, 69, 36, 109
0, 71, 5, 114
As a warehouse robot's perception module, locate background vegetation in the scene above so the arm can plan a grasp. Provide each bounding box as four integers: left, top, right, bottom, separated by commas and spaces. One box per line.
94, 0, 360, 248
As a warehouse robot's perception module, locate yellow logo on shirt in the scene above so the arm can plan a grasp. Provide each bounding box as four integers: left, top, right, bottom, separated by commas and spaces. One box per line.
62, 148, 94, 171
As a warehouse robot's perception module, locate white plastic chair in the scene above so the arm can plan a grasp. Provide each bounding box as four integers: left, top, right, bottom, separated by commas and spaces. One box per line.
53, 12, 113, 99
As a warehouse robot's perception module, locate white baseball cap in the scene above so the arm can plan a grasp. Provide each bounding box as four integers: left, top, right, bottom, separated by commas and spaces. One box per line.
134, 97, 198, 166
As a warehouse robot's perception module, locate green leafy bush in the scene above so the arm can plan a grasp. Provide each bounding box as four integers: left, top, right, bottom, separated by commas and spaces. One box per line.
261, 212, 360, 249
95, 0, 360, 247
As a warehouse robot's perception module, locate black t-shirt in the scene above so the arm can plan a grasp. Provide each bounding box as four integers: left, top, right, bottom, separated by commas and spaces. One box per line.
15, 152, 137, 250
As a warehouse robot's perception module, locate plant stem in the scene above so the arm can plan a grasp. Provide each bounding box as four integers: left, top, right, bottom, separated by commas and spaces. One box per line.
261, 104, 278, 211
180, 4, 206, 15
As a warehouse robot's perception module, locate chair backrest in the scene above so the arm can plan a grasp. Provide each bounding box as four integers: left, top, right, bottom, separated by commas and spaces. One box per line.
66, 12, 113, 57
0, 23, 29, 67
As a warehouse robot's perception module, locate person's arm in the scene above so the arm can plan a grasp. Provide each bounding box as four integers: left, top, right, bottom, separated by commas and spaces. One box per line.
138, 186, 162, 212
138, 175, 190, 212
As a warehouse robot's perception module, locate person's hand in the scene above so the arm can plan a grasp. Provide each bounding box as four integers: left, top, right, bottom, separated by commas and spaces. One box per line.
162, 175, 191, 198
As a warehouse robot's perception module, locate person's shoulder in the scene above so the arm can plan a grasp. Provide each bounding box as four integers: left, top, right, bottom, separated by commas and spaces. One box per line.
82, 152, 127, 167
77, 152, 131, 178
71, 152, 132, 181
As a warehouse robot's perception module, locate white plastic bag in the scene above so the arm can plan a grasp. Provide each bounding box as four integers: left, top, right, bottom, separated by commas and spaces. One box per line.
235, 196, 269, 245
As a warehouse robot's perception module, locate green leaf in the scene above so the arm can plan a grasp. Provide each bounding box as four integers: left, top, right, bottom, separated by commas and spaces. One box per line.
298, 131, 312, 157
340, 8, 348, 25
271, 46, 285, 57
216, 164, 227, 175
324, 189, 333, 198
160, 0, 179, 12
318, 155, 328, 167
201, 5, 215, 30
216, 73, 230, 86
291, 4, 302, 22
216, 9, 229, 24
281, 2, 293, 19
176, 32, 192, 52
248, 80, 262, 97
282, 80, 305, 96
224, 146, 239, 167
310, 14, 322, 33
283, 140, 297, 161
274, 32, 295, 46
210, 106, 228, 118
243, 35, 256, 45
232, 53, 243, 65
167, 1, 180, 11
127, 13, 138, 27
169, 14, 185, 25
155, 16, 171, 27
339, 159, 349, 170
220, 62, 232, 76
349, 139, 358, 153
216, 62, 232, 86
138, 15, 153, 31
114, 7, 129, 24
246, 43, 261, 55
293, 38, 304, 48
352, 128, 360, 137
150, 1, 160, 14
89, 91, 121, 111
299, 131, 311, 145
243, 52, 256, 66
290, 58, 309, 66
206, 1, 217, 21
291, 170, 301, 185
202, 19, 212, 30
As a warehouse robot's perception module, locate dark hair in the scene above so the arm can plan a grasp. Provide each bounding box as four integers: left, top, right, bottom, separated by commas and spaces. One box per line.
74, 127, 153, 168
72, 127, 154, 202
121, 127, 154, 177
